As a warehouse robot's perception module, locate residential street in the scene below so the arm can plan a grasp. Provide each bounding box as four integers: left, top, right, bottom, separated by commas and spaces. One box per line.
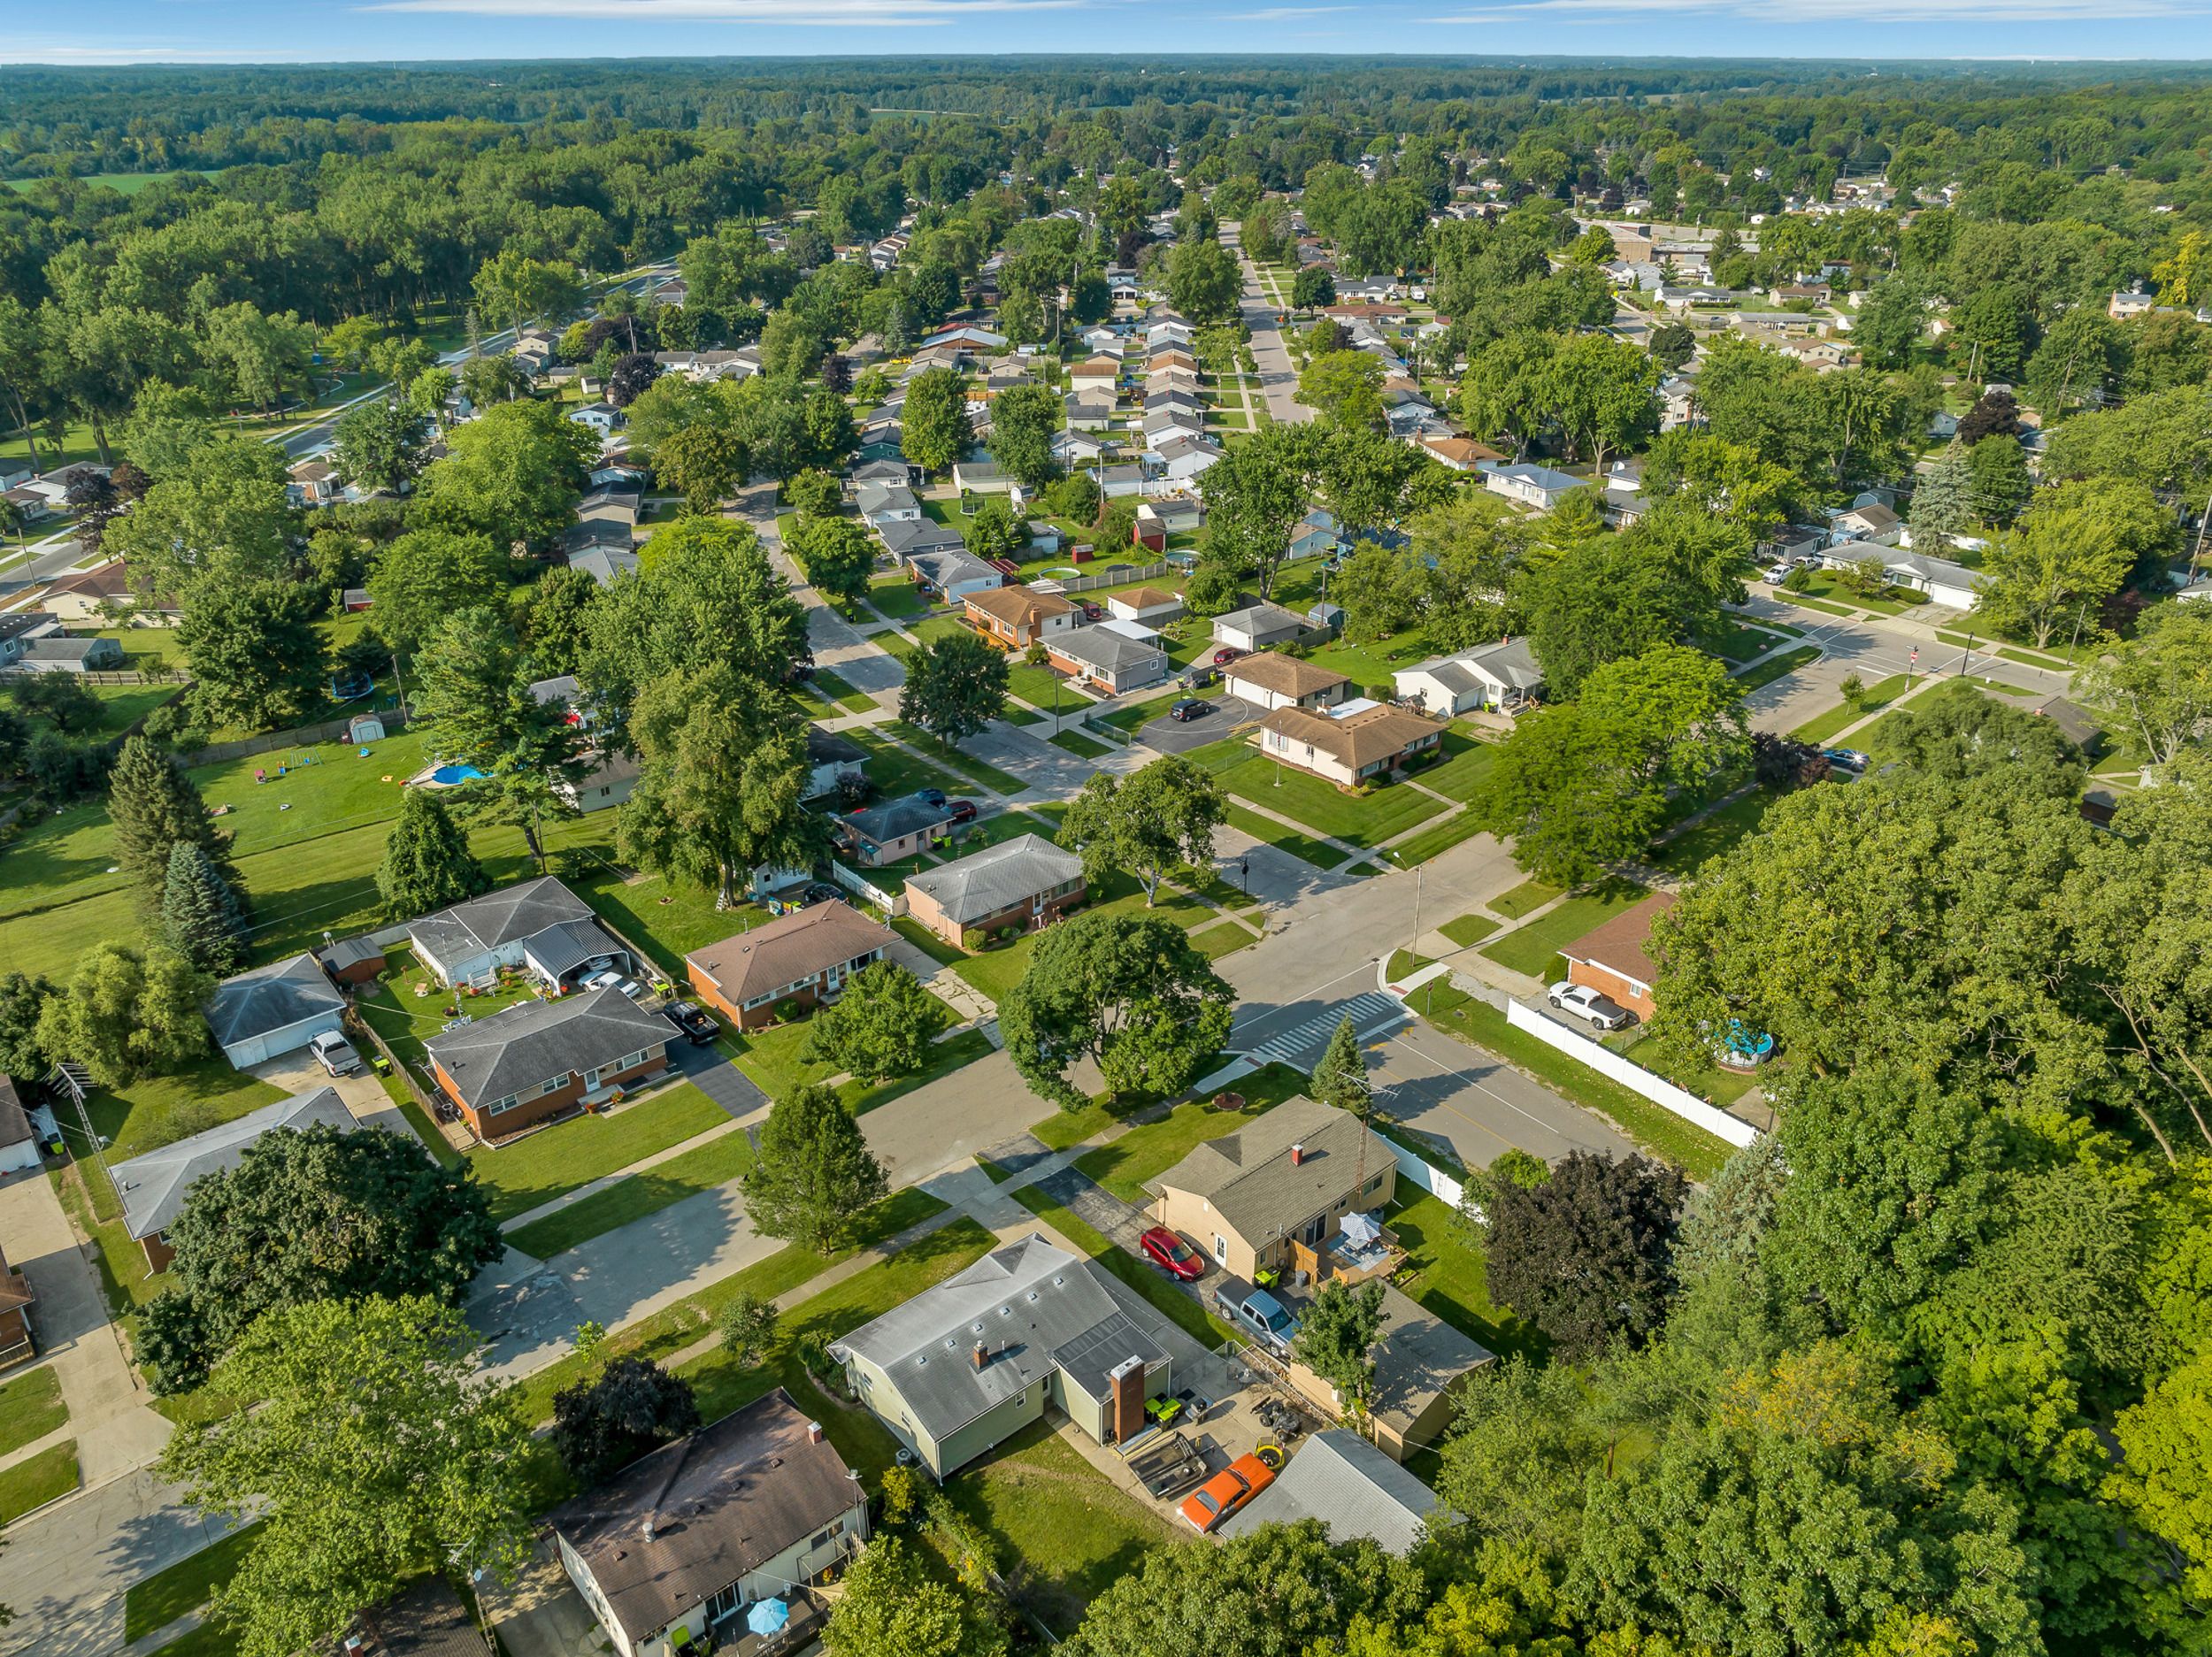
1222, 221, 1312, 426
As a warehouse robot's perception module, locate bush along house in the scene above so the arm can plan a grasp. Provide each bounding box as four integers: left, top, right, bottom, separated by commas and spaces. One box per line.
422, 988, 671, 1140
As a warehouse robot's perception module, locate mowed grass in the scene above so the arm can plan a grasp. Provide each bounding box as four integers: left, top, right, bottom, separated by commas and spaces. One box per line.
1420, 731, 1501, 802
1789, 673, 1912, 745
1488, 877, 1563, 920
1223, 802, 1354, 870
0, 1440, 76, 1522
1189, 743, 1447, 848
1050, 729, 1114, 759
1734, 644, 1822, 692
1479, 880, 1651, 980
882, 721, 1027, 796
504, 1126, 755, 1259
1388, 1193, 1548, 1362
126, 1523, 263, 1641
1439, 912, 1500, 947
465, 1082, 730, 1224
1071, 1067, 1303, 1204
86, 1056, 288, 1162
1386, 808, 1487, 866
0, 1366, 68, 1458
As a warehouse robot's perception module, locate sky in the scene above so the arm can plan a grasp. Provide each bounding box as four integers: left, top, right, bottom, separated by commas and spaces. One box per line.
16, 0, 2212, 66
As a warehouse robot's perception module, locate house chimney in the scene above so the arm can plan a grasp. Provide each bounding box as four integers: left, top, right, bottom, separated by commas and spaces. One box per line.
1108, 1356, 1147, 1446
642, 1516, 657, 1543
807, 1420, 826, 1446
1291, 1142, 1305, 1166
972, 1341, 987, 1371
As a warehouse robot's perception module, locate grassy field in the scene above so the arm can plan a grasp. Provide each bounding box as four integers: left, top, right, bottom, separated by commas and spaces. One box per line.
1386, 808, 1487, 866
1733, 644, 1822, 692
1480, 880, 1650, 980
504, 1126, 755, 1259
464, 1082, 730, 1224
1071, 1069, 1303, 1204
945, 1420, 1187, 1636
0, 1439, 77, 1523
1439, 912, 1500, 948
1389, 1193, 1548, 1362
1009, 1184, 1237, 1346
1488, 877, 1563, 920
0, 1366, 67, 1458
1222, 801, 1355, 870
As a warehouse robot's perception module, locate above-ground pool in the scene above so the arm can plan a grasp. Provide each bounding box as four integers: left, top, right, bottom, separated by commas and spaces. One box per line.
430, 764, 488, 786
1716, 1018, 1776, 1070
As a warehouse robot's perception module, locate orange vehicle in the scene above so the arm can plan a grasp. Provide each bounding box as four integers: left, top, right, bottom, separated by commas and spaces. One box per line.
1179, 1452, 1277, 1532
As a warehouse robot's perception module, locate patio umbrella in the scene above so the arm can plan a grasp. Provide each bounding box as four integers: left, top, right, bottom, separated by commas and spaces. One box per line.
1341, 1211, 1382, 1247
746, 1599, 791, 1636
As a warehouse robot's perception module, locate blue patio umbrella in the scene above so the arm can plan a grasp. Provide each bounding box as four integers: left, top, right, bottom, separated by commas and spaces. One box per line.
745, 1598, 791, 1636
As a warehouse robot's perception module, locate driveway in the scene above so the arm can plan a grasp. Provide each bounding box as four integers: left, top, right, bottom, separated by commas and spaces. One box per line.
480, 1536, 614, 1657
1371, 1013, 1636, 1170
1136, 694, 1258, 753
672, 1040, 767, 1117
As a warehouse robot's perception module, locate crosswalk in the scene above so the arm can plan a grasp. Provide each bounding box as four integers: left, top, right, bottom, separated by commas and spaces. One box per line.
1240, 991, 1409, 1070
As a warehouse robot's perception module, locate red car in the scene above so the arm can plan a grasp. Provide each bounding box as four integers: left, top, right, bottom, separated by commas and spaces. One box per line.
1211, 647, 1245, 667
1140, 1227, 1204, 1280
947, 800, 979, 825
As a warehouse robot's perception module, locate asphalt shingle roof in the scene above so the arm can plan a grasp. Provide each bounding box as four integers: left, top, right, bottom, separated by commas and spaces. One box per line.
1145, 1094, 1396, 1246
686, 903, 893, 1006
904, 835, 1083, 926
203, 954, 344, 1050
107, 1086, 356, 1240
1217, 1428, 1444, 1552
423, 987, 668, 1110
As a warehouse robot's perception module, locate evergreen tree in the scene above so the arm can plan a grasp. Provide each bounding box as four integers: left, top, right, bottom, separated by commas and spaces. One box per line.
1309, 1015, 1372, 1116
1909, 441, 1974, 548
107, 737, 242, 911
376, 786, 490, 920
739, 1085, 890, 1253
161, 842, 250, 976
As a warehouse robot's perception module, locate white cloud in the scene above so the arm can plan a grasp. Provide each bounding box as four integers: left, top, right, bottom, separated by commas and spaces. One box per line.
1227, 4, 1354, 17
364, 0, 1079, 19
1432, 0, 2185, 17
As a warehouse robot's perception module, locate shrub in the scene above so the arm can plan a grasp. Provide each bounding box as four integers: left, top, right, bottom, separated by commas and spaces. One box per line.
1781, 566, 1814, 593
776, 999, 804, 1023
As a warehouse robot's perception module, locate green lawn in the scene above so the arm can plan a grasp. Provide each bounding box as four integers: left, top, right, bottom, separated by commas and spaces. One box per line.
1489, 877, 1563, 920
1389, 1193, 1548, 1362
0, 1438, 75, 1522
1187, 742, 1447, 848
1439, 912, 1500, 948
1733, 645, 1822, 693
1788, 674, 1913, 745
945, 1420, 1187, 1636
866, 578, 929, 621
1613, 1032, 1759, 1109
805, 667, 876, 714
0, 1366, 67, 1458
1009, 1185, 1237, 1346
1187, 918, 1260, 962
52, 1155, 162, 1320
354, 943, 548, 1072
1386, 808, 1488, 867
1087, 687, 1186, 736
465, 1082, 730, 1224
562, 863, 769, 982
890, 914, 966, 968
1786, 572, 1926, 618
1652, 790, 1774, 877
1419, 731, 1501, 803
1709, 621, 1790, 664
1072, 1076, 1301, 1204
1050, 729, 1114, 759
125, 1523, 262, 1641
842, 725, 974, 802
1223, 802, 1355, 870
883, 722, 1028, 797
505, 1127, 756, 1259
949, 871, 1217, 1002
1479, 880, 1651, 980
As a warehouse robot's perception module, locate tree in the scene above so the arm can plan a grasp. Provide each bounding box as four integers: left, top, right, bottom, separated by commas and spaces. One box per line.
825, 1536, 1007, 1657
157, 1296, 534, 1657
376, 786, 489, 920
413, 399, 595, 554
1310, 1015, 1372, 1116
1909, 441, 1974, 548
1298, 350, 1386, 429
177, 579, 327, 734
1516, 529, 1732, 697
0, 971, 53, 1079
2106, 1352, 2212, 1606
2077, 602, 2212, 767
791, 517, 875, 614
899, 629, 1009, 752
740, 1085, 889, 1254
1291, 265, 1337, 310
473, 249, 583, 337
1957, 387, 2023, 448
717, 1292, 778, 1365
1198, 422, 1324, 600
1546, 333, 1659, 472
1976, 498, 2136, 650
1293, 1277, 1387, 1415
987, 381, 1062, 489
608, 351, 660, 408
137, 1120, 504, 1392
2025, 306, 2124, 417
107, 736, 238, 907
35, 941, 209, 1090
1475, 646, 1749, 886
1649, 320, 1697, 372
801, 960, 939, 1083
962, 498, 1027, 564
1485, 1149, 1687, 1360
331, 397, 430, 495
901, 366, 973, 475
618, 664, 824, 909
366, 528, 509, 657
1166, 238, 1240, 325
108, 432, 296, 597
651, 417, 749, 514
160, 843, 249, 976
551, 1356, 701, 1484
11, 671, 104, 735
1851, 278, 1926, 371
1055, 758, 1227, 907
998, 911, 1233, 1109
785, 468, 844, 523
1967, 433, 2033, 525
520, 565, 599, 678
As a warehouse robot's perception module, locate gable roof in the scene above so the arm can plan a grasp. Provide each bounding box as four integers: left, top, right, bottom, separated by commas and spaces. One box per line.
1408, 637, 1542, 694
107, 1085, 357, 1240
829, 1233, 1169, 1445
1052, 626, 1164, 674
841, 791, 957, 845
905, 835, 1083, 925
203, 953, 344, 1049
568, 544, 641, 587
1224, 652, 1350, 701
1217, 1429, 1444, 1553
965, 584, 1074, 630
410, 877, 595, 969
1560, 890, 1677, 992
1366, 1282, 1494, 1440
424, 987, 667, 1109
552, 1389, 864, 1645
1260, 703, 1443, 771
1146, 1093, 1396, 1244
879, 517, 968, 559
685, 903, 893, 1006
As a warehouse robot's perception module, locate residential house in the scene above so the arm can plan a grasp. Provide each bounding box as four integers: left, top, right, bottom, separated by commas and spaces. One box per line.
683, 902, 893, 1031
2109, 289, 2159, 320
1417, 434, 1507, 472
903, 546, 1005, 602
1146, 321, 1194, 353
1288, 511, 1346, 563
18, 462, 108, 508
1828, 499, 1904, 543
1394, 637, 1543, 717
1143, 387, 1205, 418
953, 459, 1020, 499
425, 988, 671, 1139
1223, 652, 1352, 713
558, 748, 642, 814
803, 726, 868, 801
849, 458, 913, 489
1091, 462, 1148, 499
1211, 602, 1310, 656
109, 1086, 357, 1271
964, 583, 1077, 650
0, 1243, 32, 1369
904, 835, 1086, 947
1560, 891, 1677, 1024
1147, 348, 1198, 377
877, 515, 966, 564
1146, 1093, 1398, 1283
855, 481, 921, 524
2, 631, 124, 674
1104, 585, 1184, 626
1149, 433, 1222, 491
1218, 1429, 1448, 1551
1484, 464, 1586, 512
554, 1388, 869, 1657
1141, 406, 1206, 446
567, 544, 641, 589
0, 1077, 42, 1177
829, 1232, 1177, 1480
0, 613, 52, 670
1064, 388, 1119, 431
204, 953, 347, 1070
1138, 496, 1202, 539
834, 793, 959, 868
1290, 1285, 1493, 1461
1080, 326, 1124, 355
288, 456, 343, 507
1255, 702, 1446, 787
922, 324, 1009, 353
408, 877, 639, 992
40, 559, 177, 626
1818, 544, 1979, 610
1052, 427, 1110, 468
1068, 357, 1122, 393
1048, 622, 1168, 694
568, 403, 623, 436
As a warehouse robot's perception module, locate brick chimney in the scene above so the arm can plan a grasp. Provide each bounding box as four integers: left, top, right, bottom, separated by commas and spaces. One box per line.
807, 1420, 826, 1445
1290, 1142, 1305, 1166
1109, 1356, 1147, 1445
972, 1341, 987, 1371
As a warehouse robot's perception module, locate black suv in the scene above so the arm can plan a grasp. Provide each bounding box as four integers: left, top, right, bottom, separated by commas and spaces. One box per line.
660, 1001, 720, 1045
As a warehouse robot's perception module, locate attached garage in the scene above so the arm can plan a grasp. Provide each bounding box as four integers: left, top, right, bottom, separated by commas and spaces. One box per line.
203, 954, 346, 1070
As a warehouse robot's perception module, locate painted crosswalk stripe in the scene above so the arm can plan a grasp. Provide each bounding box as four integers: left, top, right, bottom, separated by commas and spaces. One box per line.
1241, 992, 1409, 1068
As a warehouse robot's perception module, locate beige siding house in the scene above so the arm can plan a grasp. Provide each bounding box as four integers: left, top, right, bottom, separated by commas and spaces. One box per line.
1255, 703, 1444, 788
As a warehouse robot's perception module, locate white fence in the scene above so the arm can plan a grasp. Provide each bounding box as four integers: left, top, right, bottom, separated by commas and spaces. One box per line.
1384, 1138, 1468, 1209
1504, 999, 1761, 1150
832, 861, 906, 917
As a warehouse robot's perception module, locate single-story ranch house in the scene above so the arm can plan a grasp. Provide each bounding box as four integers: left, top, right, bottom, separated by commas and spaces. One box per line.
903, 835, 1086, 947
683, 902, 894, 1031
1255, 702, 1445, 788
408, 878, 638, 993
423, 987, 670, 1139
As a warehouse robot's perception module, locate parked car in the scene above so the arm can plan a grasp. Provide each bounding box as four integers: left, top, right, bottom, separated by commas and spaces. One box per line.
1179, 1452, 1278, 1532
1080, 601, 1103, 621
1213, 1276, 1300, 1352
1140, 1227, 1204, 1280
1547, 982, 1632, 1032
308, 1030, 362, 1077
1210, 646, 1245, 666
1823, 747, 1870, 773
1760, 559, 1796, 582
1169, 698, 1210, 722
918, 787, 948, 808
660, 1001, 720, 1045
947, 800, 979, 825
585, 969, 649, 1002
803, 882, 843, 906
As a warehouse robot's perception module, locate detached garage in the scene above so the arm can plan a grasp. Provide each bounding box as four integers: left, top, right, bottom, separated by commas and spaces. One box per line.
204, 954, 346, 1070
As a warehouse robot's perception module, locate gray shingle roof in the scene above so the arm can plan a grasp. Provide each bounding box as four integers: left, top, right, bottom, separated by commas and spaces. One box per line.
107, 1086, 356, 1240
423, 987, 667, 1109
1366, 1282, 1494, 1440
409, 877, 595, 970
1051, 627, 1164, 674
1214, 602, 1307, 640
203, 954, 344, 1050
904, 835, 1083, 926
830, 1234, 1167, 1444
1217, 1429, 1443, 1552
841, 792, 956, 845
1144, 1094, 1395, 1247
568, 544, 641, 587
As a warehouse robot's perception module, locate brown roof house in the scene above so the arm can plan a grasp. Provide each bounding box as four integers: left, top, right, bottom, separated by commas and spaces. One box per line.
1254, 702, 1444, 788
903, 834, 1085, 947
685, 903, 893, 1032
554, 1388, 870, 1657
1222, 652, 1352, 713
964, 584, 1076, 651
424, 988, 670, 1141
0, 1242, 32, 1369
334, 1578, 493, 1657
1287, 1283, 1493, 1463
1560, 890, 1678, 1024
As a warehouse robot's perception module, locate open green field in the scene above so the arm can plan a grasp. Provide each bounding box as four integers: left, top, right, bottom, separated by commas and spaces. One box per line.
1480, 879, 1650, 980
1439, 912, 1500, 947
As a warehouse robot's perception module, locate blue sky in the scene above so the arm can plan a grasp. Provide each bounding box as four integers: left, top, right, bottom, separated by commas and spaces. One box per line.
17, 0, 2212, 66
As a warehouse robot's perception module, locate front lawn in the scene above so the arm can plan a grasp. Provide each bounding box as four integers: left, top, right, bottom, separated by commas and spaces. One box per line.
841, 725, 973, 802
1733, 644, 1822, 692
1479, 880, 1650, 980
1385, 808, 1487, 867
465, 1081, 730, 1224
1709, 621, 1790, 664
1439, 912, 1500, 947
883, 722, 1029, 796
1193, 744, 1448, 848
1489, 877, 1562, 919
0, 1365, 68, 1457
865, 577, 928, 621
1788, 673, 1911, 745
1652, 790, 1773, 877
1419, 731, 1500, 803
504, 1126, 757, 1259
733, 993, 959, 1101
1223, 802, 1354, 870
945, 1420, 1187, 1637
1050, 729, 1114, 759
89, 1058, 288, 1162
1009, 1185, 1237, 1346
1388, 1193, 1548, 1362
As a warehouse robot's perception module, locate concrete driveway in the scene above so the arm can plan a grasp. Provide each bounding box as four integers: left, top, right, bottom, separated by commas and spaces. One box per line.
480, 1537, 614, 1657
1137, 694, 1258, 753
1370, 1014, 1635, 1170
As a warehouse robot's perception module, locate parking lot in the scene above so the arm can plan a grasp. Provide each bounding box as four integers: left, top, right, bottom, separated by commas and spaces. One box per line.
1137, 693, 1260, 753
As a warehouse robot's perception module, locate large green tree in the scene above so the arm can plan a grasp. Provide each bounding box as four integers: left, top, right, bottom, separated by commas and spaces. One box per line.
801, 960, 940, 1083
375, 786, 489, 919
824, 1536, 1007, 1657
987, 381, 1064, 489
898, 628, 1009, 752
366, 528, 510, 657
901, 366, 973, 475
107, 736, 240, 908
177, 579, 328, 734
412, 398, 595, 554
160, 842, 250, 976
1055, 757, 1226, 907
35, 942, 210, 1088
739, 1084, 890, 1254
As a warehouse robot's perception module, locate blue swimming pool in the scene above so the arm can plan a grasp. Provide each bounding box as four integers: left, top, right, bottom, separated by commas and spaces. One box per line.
430, 764, 488, 786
